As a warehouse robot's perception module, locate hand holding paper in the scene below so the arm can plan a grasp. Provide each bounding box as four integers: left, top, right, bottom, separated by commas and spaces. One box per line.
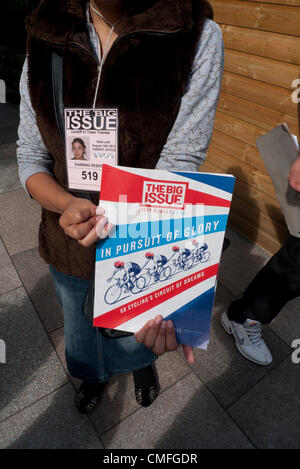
59, 198, 113, 246
134, 315, 195, 364
95, 206, 114, 240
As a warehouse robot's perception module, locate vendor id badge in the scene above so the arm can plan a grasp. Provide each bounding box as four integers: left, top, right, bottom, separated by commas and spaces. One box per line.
64, 108, 118, 192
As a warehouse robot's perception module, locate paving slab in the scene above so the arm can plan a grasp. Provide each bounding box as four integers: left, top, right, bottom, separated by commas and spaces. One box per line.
50, 326, 192, 435
219, 228, 271, 297
0, 188, 40, 255
0, 287, 68, 422
229, 357, 300, 449
0, 143, 21, 193
187, 283, 292, 409
269, 296, 300, 346
0, 238, 21, 295
101, 373, 253, 449
0, 384, 102, 449
0, 237, 11, 269
92, 351, 191, 436
49, 326, 81, 389
12, 247, 64, 332
0, 263, 22, 296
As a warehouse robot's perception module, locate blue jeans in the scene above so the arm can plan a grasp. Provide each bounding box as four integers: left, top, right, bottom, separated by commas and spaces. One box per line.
49, 265, 157, 382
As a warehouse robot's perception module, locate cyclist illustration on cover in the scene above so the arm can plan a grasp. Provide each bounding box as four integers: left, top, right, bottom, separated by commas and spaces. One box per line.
105, 260, 146, 305
191, 240, 210, 263
178, 247, 192, 269
142, 252, 169, 285
104, 241, 211, 305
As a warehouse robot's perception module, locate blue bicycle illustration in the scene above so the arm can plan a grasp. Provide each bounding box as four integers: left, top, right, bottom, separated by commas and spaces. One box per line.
104, 241, 211, 305
160, 242, 210, 279
191, 240, 210, 264
104, 261, 147, 305
160, 246, 194, 279
141, 252, 172, 286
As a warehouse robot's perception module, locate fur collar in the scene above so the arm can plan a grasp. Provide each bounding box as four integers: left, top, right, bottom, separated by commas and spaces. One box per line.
26, 0, 213, 47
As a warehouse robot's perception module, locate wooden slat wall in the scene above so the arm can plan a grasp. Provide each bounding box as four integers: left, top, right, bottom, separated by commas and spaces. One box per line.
202, 0, 300, 253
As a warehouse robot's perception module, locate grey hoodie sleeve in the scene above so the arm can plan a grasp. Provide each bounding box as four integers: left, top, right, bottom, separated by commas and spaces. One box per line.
16, 58, 54, 198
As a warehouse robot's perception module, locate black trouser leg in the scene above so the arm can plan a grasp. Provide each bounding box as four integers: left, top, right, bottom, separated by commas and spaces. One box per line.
227, 235, 300, 324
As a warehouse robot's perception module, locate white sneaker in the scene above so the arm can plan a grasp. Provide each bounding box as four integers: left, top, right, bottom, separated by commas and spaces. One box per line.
220, 311, 273, 366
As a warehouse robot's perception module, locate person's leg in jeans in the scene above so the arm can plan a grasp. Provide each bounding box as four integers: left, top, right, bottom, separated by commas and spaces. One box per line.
49, 265, 104, 382
49, 264, 159, 411
49, 264, 110, 413
222, 235, 300, 365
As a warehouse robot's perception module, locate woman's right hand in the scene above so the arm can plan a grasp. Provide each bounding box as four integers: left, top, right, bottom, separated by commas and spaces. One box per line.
59, 197, 113, 247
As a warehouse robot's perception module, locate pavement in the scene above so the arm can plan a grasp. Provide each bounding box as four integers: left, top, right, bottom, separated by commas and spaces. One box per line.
0, 103, 300, 449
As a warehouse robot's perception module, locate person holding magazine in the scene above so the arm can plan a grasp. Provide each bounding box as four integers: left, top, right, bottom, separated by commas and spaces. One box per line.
17, 0, 224, 413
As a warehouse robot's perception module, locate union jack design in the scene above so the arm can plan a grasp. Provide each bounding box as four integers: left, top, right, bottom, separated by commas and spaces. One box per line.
93, 165, 235, 349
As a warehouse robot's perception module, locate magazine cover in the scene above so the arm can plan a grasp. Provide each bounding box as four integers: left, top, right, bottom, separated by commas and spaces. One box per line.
93, 164, 235, 349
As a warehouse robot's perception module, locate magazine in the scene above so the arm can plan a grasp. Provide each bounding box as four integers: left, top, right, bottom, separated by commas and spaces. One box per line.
93, 165, 235, 349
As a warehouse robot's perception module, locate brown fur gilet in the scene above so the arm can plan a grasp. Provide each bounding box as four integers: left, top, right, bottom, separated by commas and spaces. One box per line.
25, 0, 213, 279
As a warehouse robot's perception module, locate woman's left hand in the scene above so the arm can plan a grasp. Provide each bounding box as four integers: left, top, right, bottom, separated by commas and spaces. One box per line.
134, 315, 195, 364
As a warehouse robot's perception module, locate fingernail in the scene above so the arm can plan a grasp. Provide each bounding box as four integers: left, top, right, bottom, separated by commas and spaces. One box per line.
155, 316, 162, 325
96, 206, 105, 216
104, 222, 114, 233
99, 223, 114, 240
96, 217, 108, 238
96, 215, 102, 221
149, 320, 153, 327
168, 320, 173, 329
98, 216, 108, 227
161, 321, 166, 329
